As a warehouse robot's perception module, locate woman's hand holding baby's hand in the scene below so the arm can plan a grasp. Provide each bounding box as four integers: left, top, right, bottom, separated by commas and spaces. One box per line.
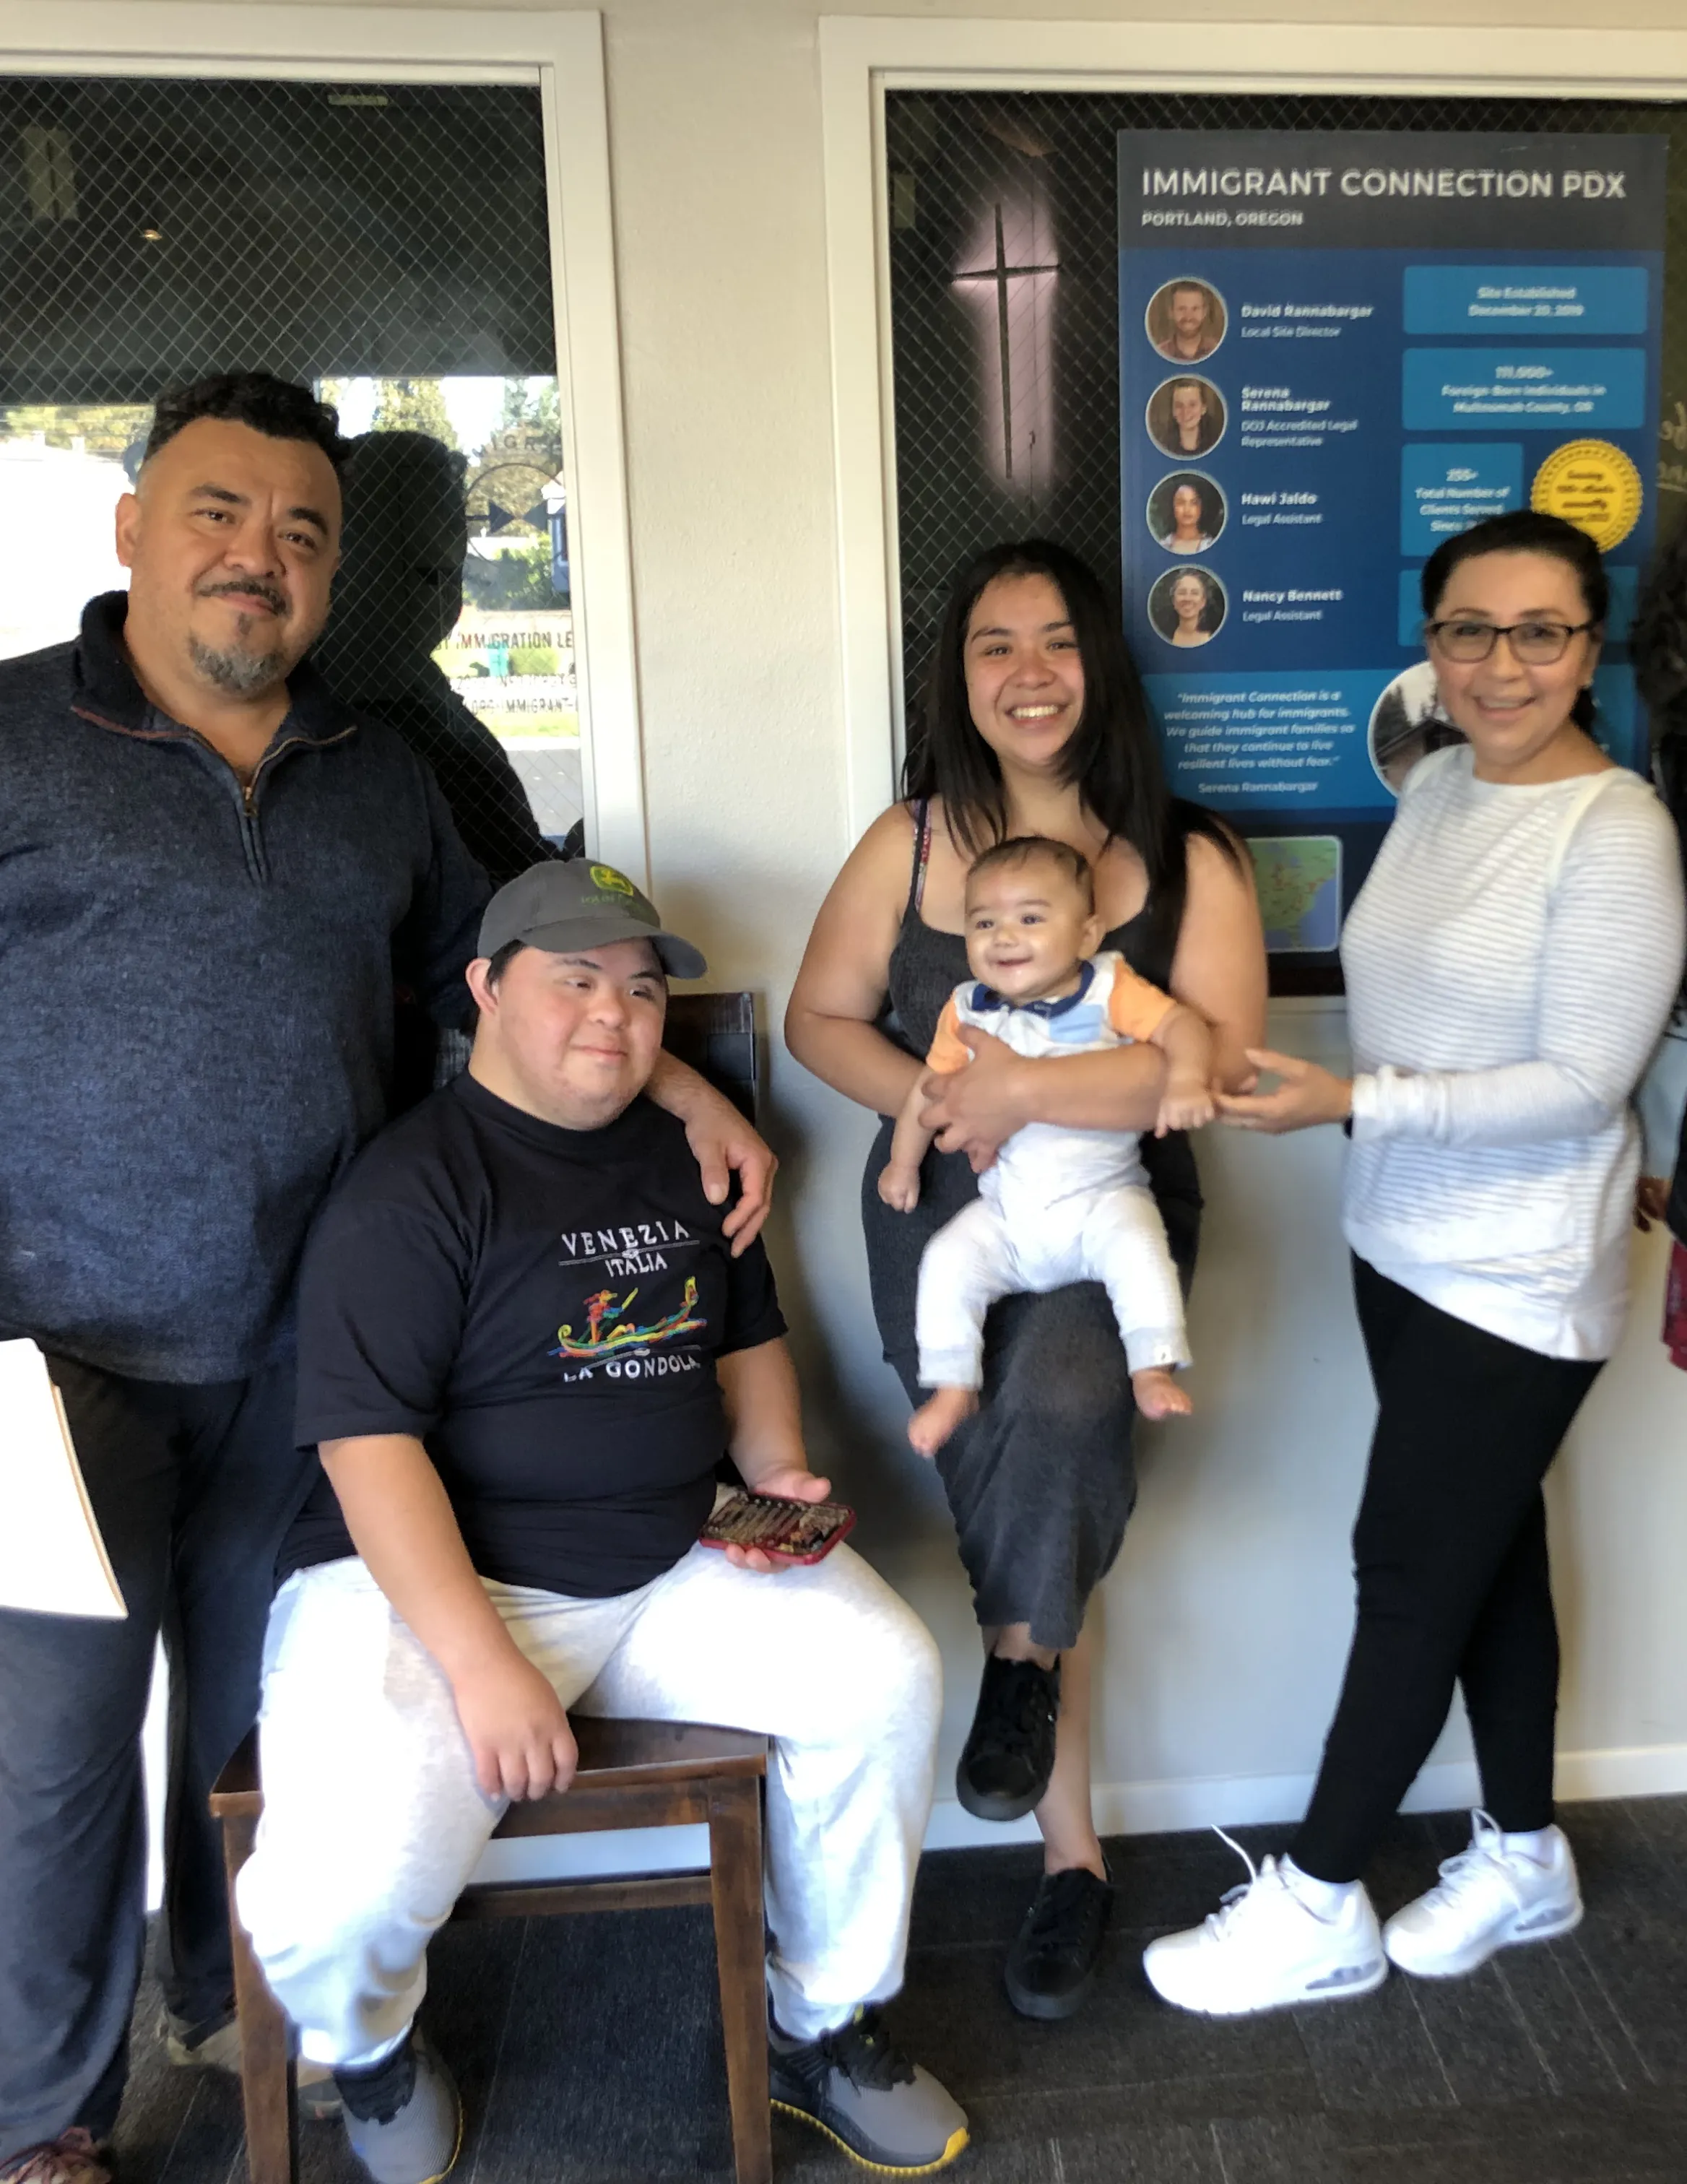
1216, 1048, 1352, 1134
878, 1165, 921, 1211
1155, 1074, 1216, 1137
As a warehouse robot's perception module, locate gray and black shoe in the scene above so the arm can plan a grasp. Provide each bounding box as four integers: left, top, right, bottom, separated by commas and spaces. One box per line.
955, 1655, 1060, 1821
1005, 1866, 1114, 2020
770, 2007, 968, 2174
162, 2007, 342, 2120
334, 2029, 462, 2184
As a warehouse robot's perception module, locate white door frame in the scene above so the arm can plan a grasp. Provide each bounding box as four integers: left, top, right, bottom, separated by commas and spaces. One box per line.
819, 14, 1687, 844
0, 5, 649, 880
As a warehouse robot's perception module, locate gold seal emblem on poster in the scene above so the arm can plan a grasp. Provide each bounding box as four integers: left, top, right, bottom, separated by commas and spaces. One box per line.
1530, 440, 1643, 553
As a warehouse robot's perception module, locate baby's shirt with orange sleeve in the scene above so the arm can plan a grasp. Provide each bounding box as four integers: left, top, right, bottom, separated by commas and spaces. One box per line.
924, 950, 1176, 1210
925, 950, 1174, 1070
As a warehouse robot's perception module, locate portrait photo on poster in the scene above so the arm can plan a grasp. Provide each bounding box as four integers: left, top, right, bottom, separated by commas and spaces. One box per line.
1146, 276, 1228, 363
1149, 471, 1228, 554
1146, 376, 1227, 459
1150, 565, 1228, 647
1368, 659, 1466, 794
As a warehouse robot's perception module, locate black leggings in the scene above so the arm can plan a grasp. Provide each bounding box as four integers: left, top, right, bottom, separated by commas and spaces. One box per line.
1291, 1260, 1603, 1885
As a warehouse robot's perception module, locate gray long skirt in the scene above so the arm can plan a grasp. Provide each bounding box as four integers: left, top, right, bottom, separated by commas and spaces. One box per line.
862, 1119, 1201, 1652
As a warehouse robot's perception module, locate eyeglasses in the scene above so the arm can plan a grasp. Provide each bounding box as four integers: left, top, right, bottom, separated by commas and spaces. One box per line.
1423, 618, 1596, 665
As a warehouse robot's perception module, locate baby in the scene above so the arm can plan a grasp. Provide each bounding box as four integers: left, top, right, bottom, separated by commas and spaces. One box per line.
880, 835, 1214, 1455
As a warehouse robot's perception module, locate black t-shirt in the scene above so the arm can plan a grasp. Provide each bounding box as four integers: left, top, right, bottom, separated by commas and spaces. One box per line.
282, 1074, 786, 1598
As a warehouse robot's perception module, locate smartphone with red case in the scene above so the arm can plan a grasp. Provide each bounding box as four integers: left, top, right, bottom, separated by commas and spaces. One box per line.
698, 1492, 857, 1564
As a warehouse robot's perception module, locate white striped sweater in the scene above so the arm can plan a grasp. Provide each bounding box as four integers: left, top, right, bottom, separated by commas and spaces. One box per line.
1341, 744, 1686, 1360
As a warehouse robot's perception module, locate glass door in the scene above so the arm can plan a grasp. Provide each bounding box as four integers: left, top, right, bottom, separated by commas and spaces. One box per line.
0, 75, 580, 871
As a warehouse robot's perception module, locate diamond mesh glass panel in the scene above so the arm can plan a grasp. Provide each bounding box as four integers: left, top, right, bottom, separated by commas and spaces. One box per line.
0, 78, 579, 875
889, 103, 1686, 688
888, 90, 1687, 993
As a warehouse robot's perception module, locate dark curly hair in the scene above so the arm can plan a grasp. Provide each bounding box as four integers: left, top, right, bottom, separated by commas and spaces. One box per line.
142, 371, 345, 469
1634, 517, 1687, 869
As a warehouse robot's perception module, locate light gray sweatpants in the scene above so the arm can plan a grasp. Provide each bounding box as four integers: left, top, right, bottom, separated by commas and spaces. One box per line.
916, 1182, 1191, 1388
235, 1542, 941, 2065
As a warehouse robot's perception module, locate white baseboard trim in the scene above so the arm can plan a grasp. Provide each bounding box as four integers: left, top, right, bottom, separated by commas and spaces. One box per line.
469, 1742, 1687, 1886
1554, 1741, 1687, 1801
923, 1742, 1687, 1851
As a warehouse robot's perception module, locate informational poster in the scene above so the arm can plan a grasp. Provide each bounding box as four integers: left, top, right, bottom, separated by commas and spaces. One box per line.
1117, 131, 1667, 974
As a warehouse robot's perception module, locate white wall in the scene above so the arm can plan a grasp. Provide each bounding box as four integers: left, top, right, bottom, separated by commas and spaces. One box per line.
120, 0, 1687, 1886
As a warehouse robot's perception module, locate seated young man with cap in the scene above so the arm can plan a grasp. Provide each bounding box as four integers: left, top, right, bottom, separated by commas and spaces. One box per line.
235, 860, 968, 2182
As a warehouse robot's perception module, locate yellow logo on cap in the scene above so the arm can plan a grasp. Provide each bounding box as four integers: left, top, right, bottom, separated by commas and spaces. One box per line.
589, 864, 637, 898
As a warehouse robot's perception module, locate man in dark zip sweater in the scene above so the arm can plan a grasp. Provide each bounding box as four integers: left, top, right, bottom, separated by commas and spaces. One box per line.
0, 376, 777, 2184
0, 376, 487, 2184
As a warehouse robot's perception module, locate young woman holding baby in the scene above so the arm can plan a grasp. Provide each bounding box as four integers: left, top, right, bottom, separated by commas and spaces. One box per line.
786, 539, 1266, 2017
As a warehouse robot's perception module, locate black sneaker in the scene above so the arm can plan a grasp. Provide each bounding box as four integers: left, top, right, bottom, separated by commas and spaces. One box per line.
769, 2007, 968, 2174
955, 1654, 1060, 1821
1005, 1866, 1114, 2020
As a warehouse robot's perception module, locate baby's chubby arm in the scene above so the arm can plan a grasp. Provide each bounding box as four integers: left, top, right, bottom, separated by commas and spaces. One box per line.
881, 996, 971, 1208
879, 1074, 937, 1210
1152, 1002, 1216, 1136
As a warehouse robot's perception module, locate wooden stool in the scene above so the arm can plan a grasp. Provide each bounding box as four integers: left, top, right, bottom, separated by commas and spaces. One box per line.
210, 1717, 772, 2184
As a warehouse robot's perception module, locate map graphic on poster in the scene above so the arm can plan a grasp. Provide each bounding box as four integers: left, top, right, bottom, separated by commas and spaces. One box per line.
1117, 130, 1667, 973
1249, 837, 1342, 955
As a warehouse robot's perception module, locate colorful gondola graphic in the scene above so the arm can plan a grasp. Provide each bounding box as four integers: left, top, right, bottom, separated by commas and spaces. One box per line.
551, 1278, 704, 1362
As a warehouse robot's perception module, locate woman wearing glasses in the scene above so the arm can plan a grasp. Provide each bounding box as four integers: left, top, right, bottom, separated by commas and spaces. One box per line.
1143, 509, 1685, 2018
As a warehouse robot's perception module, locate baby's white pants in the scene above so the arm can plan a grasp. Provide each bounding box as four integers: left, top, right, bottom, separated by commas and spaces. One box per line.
916, 1183, 1189, 1388
235, 1541, 940, 2066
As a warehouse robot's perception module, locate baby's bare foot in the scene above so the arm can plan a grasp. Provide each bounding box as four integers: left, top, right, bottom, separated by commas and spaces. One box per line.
1132, 1367, 1192, 1419
908, 1386, 979, 1456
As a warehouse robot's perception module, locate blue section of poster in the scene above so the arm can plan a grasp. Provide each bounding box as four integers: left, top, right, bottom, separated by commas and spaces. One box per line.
1402, 264, 1649, 336
1400, 443, 1523, 553
1401, 347, 1646, 430
1142, 672, 1398, 814
1117, 130, 1666, 974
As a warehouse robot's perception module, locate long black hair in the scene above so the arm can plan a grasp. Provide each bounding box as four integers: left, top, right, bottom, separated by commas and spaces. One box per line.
1156, 472, 1223, 543
902, 537, 1239, 902
1421, 508, 1607, 733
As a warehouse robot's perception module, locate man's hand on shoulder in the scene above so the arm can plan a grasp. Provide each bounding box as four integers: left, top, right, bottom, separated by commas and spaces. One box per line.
645, 1050, 776, 1256
724, 1466, 833, 1575
449, 1647, 578, 1802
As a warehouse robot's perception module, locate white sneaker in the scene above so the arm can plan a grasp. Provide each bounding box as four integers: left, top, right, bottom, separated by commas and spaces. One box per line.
1142, 1832, 1387, 2017
1383, 1811, 1582, 1978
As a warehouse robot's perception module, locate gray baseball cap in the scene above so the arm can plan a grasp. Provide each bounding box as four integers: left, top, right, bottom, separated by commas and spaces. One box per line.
477, 859, 708, 981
